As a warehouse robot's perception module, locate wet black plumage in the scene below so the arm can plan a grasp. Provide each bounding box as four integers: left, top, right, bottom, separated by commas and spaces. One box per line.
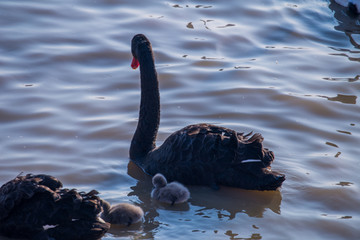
0, 174, 109, 240
129, 34, 285, 191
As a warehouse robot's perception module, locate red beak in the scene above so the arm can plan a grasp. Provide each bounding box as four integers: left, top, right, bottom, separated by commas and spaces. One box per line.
131, 57, 140, 69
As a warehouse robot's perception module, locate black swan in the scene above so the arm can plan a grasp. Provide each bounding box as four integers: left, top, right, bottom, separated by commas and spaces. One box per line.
129, 34, 285, 191
0, 174, 110, 240
151, 173, 190, 205
100, 201, 144, 226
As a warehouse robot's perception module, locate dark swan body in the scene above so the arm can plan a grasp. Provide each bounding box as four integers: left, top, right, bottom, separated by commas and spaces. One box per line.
0, 174, 109, 240
129, 34, 285, 191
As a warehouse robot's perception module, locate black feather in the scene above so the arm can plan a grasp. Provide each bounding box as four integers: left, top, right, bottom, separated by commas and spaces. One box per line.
0, 174, 109, 239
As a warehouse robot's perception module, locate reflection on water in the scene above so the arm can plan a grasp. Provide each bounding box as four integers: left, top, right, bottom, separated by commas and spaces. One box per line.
326, 94, 357, 104
127, 161, 281, 219
329, 0, 360, 62
188, 187, 282, 219
329, 1, 360, 31
323, 75, 359, 82
126, 161, 282, 238
319, 93, 357, 104
1, 0, 360, 239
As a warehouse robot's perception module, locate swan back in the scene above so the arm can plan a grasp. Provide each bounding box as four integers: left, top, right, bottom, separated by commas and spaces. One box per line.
144, 124, 284, 190
0, 174, 109, 239
0, 174, 62, 222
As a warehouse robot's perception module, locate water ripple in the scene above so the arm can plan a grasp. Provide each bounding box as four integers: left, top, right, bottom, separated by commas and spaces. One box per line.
0, 0, 360, 239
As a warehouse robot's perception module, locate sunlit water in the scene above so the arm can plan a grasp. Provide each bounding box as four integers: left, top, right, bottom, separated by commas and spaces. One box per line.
0, 0, 359, 239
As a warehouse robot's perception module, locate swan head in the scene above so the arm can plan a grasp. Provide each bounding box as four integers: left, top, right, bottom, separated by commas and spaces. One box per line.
152, 173, 167, 188
131, 34, 152, 69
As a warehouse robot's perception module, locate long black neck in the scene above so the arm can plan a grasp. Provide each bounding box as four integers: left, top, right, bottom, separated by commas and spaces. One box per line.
130, 46, 160, 161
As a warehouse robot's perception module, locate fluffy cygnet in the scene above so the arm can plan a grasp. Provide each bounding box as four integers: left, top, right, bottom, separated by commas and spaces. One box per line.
101, 201, 144, 226
151, 173, 190, 205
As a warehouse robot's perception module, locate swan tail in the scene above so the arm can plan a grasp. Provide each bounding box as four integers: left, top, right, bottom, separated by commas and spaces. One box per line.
231, 132, 274, 167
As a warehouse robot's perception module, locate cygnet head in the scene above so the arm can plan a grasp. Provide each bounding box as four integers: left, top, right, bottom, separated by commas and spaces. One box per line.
100, 202, 144, 226
152, 173, 167, 188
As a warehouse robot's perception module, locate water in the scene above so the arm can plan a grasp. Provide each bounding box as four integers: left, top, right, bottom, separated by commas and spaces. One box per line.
0, 0, 359, 239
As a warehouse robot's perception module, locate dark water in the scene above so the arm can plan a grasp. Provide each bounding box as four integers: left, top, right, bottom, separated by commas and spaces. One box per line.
0, 0, 359, 239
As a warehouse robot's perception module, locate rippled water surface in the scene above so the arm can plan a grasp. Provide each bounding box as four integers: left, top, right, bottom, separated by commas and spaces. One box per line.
1, 0, 360, 239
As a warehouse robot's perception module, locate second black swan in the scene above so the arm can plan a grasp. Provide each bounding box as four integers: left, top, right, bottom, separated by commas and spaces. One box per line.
129, 34, 285, 191
0, 174, 109, 240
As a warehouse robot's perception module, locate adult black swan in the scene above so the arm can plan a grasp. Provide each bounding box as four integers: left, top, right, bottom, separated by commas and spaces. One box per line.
129, 34, 285, 191
0, 174, 109, 240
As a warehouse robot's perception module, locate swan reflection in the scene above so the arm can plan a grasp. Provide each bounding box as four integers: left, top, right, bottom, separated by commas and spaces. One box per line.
121, 161, 282, 238
329, 0, 360, 49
